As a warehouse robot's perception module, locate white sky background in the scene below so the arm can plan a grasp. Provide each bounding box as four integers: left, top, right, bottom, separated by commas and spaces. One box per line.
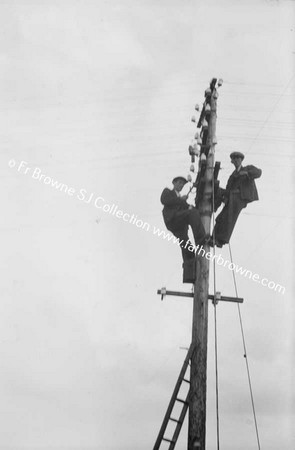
0, 0, 294, 449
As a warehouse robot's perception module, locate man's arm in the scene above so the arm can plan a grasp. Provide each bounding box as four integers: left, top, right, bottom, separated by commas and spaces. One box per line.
242, 165, 262, 179
239, 166, 262, 179
160, 188, 187, 207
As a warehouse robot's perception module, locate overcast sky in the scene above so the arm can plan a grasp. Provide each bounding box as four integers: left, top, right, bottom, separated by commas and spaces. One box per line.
0, 1, 294, 449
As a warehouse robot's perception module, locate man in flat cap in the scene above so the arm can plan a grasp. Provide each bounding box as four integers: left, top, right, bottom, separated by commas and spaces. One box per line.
161, 176, 206, 262
212, 152, 262, 247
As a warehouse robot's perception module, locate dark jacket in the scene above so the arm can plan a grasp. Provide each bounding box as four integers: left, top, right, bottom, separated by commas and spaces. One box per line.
225, 165, 262, 203
160, 188, 189, 228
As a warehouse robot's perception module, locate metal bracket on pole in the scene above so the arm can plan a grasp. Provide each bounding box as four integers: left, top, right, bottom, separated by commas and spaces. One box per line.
157, 288, 243, 304
212, 291, 221, 306
159, 287, 167, 301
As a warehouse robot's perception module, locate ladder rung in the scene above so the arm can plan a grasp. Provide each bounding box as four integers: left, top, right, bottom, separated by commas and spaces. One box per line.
183, 378, 190, 383
170, 417, 181, 424
163, 437, 175, 444
153, 345, 195, 449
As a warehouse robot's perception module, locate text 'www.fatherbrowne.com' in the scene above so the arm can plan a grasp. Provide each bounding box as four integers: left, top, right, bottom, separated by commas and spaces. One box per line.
152, 226, 285, 294
9, 159, 285, 295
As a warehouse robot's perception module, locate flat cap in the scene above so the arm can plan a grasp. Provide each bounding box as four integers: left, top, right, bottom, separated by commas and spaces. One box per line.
172, 176, 188, 184
230, 151, 245, 160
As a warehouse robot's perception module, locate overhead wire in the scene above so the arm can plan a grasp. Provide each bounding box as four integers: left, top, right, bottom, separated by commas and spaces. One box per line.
209, 188, 262, 450
245, 74, 295, 153
228, 244, 261, 450
206, 74, 284, 448
168, 74, 293, 448
210, 144, 220, 450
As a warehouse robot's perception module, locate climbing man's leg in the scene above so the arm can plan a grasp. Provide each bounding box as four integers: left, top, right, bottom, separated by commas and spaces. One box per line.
187, 208, 206, 246
172, 227, 195, 262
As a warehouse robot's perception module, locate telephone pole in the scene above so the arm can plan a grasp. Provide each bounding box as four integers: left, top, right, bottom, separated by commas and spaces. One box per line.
188, 80, 218, 449
153, 79, 223, 450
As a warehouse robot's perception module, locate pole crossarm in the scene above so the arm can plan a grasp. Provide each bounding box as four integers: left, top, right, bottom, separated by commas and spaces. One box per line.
157, 288, 243, 304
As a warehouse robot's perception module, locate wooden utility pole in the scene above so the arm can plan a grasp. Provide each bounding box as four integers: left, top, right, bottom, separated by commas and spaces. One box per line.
188, 81, 218, 449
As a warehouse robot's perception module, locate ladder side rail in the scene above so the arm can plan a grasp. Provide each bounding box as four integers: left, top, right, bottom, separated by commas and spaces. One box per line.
153, 344, 195, 450
168, 391, 190, 450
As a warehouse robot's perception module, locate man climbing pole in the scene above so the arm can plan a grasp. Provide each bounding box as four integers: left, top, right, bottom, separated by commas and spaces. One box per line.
160, 176, 206, 263
211, 151, 262, 247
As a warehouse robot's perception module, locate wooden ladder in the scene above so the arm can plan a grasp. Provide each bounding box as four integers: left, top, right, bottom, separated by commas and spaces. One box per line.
153, 344, 195, 449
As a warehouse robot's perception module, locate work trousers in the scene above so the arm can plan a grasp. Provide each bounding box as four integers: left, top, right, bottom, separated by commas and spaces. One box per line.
214, 192, 247, 244
168, 208, 206, 262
